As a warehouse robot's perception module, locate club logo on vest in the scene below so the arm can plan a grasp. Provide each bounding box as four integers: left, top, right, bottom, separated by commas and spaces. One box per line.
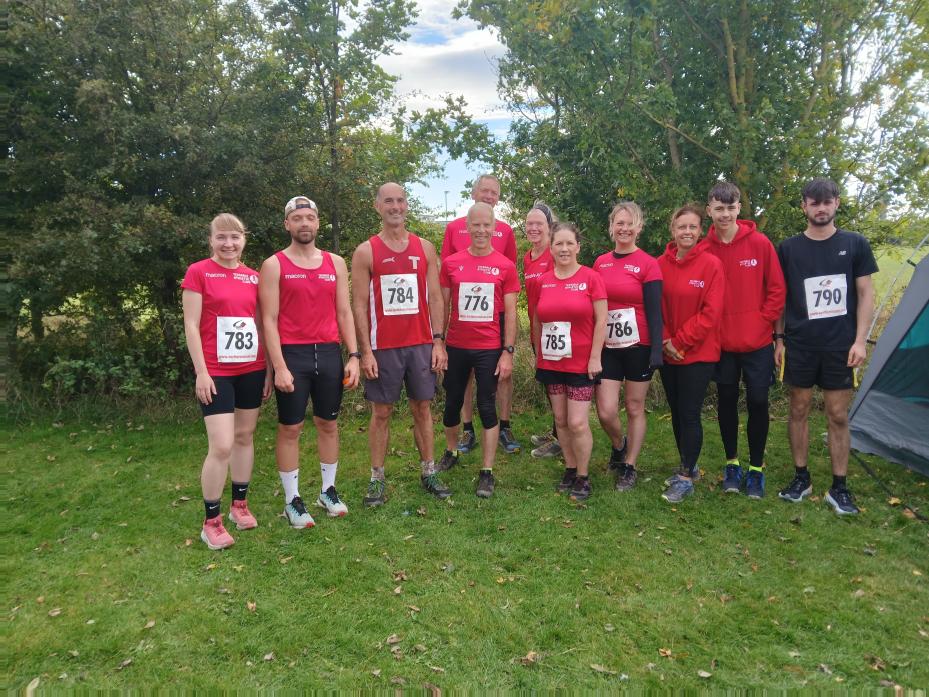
318, 273, 336, 282
689, 279, 705, 288
410, 255, 420, 269
624, 264, 641, 273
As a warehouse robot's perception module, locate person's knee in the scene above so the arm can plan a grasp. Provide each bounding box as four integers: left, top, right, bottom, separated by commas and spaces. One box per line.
409, 400, 432, 423
207, 437, 234, 462
314, 417, 338, 436
567, 414, 590, 435
825, 403, 849, 428
371, 403, 392, 424
476, 400, 498, 429
233, 426, 254, 448
745, 385, 769, 411
277, 422, 303, 442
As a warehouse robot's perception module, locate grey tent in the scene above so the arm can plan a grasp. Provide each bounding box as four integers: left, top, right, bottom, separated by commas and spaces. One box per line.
850, 254, 929, 476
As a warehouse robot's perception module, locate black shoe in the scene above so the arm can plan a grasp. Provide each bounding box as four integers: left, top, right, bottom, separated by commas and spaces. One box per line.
437, 449, 459, 472
778, 474, 812, 503
824, 487, 859, 515
614, 464, 637, 492
608, 437, 628, 471
556, 468, 577, 494
498, 427, 521, 454
421, 472, 452, 499
569, 477, 592, 502
476, 469, 495, 498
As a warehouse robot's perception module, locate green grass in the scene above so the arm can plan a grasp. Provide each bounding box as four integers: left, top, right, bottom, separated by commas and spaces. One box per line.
4, 403, 928, 690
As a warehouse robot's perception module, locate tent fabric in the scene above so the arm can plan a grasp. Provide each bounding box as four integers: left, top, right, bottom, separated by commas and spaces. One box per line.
850, 255, 929, 476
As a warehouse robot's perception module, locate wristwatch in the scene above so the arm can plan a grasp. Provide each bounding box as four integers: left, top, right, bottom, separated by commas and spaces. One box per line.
504, 345, 515, 354
433, 332, 446, 341
773, 333, 786, 341
348, 351, 362, 359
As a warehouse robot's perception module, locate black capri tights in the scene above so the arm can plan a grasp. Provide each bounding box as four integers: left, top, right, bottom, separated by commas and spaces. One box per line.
659, 362, 714, 471
443, 346, 501, 429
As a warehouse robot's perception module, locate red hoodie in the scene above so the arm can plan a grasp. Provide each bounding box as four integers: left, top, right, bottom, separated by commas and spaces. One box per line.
658, 241, 725, 365
702, 220, 786, 353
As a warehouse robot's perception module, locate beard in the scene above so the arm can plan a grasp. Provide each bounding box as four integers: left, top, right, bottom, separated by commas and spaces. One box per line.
806, 211, 836, 228
291, 229, 317, 245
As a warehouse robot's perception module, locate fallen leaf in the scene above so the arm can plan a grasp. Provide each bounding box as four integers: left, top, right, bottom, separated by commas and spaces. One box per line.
36, 596, 44, 604
184, 539, 193, 547
803, 586, 815, 594
590, 663, 617, 675
205, 563, 217, 571
430, 665, 445, 673
697, 670, 712, 678
118, 658, 132, 670
48, 608, 62, 617
393, 570, 408, 581
393, 586, 403, 595
888, 497, 902, 506
788, 650, 801, 658
263, 652, 274, 662
604, 624, 615, 632
390, 676, 406, 685
143, 620, 156, 629
279, 556, 293, 564
914, 569, 923, 577
403, 534, 414, 541
25, 678, 40, 697
407, 605, 421, 613
416, 507, 427, 517
852, 589, 866, 598
47, 455, 56, 462
371, 669, 381, 677
658, 648, 673, 658
68, 650, 79, 658
818, 663, 832, 674
246, 601, 256, 612
386, 634, 401, 645
867, 654, 886, 670
903, 509, 916, 520
519, 650, 540, 665
413, 644, 427, 653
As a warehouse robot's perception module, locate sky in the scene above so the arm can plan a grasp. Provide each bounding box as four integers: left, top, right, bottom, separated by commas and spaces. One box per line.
377, 0, 511, 221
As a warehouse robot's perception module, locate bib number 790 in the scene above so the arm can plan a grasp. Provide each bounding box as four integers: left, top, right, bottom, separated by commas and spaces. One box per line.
804, 274, 847, 320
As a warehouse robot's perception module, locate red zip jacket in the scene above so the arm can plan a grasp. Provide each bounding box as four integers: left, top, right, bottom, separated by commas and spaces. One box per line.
658, 241, 725, 365
702, 220, 786, 353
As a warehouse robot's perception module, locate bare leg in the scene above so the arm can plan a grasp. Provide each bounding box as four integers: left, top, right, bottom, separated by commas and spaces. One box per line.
410, 399, 435, 464
229, 408, 260, 484
369, 402, 393, 471
202, 413, 234, 500
276, 422, 304, 473
444, 425, 459, 453
498, 374, 513, 421
787, 387, 813, 469
481, 425, 499, 469
315, 416, 339, 465
566, 398, 594, 477
823, 389, 852, 476
595, 379, 624, 448
623, 380, 650, 466
550, 393, 574, 469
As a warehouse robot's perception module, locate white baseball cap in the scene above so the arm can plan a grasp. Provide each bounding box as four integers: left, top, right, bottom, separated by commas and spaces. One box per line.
284, 196, 318, 218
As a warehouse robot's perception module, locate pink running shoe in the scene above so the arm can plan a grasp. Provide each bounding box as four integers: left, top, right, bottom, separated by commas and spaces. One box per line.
228, 499, 258, 530
201, 516, 235, 550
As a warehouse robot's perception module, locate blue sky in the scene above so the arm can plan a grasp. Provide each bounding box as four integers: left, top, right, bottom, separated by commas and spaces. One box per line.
377, 1, 512, 220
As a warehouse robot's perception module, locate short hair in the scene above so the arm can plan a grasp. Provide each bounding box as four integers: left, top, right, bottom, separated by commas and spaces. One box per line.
609, 201, 644, 229
669, 204, 704, 233
531, 200, 555, 227
472, 174, 500, 193
551, 221, 581, 244
466, 201, 495, 224
801, 178, 840, 203
210, 213, 247, 236
376, 182, 406, 202
708, 181, 741, 204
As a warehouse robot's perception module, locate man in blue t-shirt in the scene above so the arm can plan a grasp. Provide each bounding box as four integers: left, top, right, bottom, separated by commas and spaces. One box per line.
774, 178, 877, 515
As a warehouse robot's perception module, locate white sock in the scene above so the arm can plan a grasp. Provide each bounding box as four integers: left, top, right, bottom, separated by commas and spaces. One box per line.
279, 469, 300, 504
320, 462, 338, 492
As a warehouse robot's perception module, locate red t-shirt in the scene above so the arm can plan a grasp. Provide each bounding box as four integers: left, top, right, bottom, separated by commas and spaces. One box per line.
440, 249, 520, 350
368, 233, 433, 350
523, 247, 554, 321
593, 248, 663, 347
181, 258, 266, 377
534, 266, 607, 374
276, 251, 341, 345
441, 216, 517, 263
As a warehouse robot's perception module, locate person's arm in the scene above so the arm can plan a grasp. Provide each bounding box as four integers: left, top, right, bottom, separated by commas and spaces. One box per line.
673, 264, 725, 352
531, 313, 541, 355
441, 287, 452, 334
849, 274, 875, 368
761, 239, 787, 324
254, 298, 274, 401
422, 239, 448, 371
642, 280, 664, 369
496, 292, 517, 378
332, 254, 360, 389
504, 228, 517, 264
774, 311, 786, 368
440, 222, 454, 260
258, 255, 294, 393
588, 298, 607, 379
351, 240, 378, 380
182, 289, 215, 405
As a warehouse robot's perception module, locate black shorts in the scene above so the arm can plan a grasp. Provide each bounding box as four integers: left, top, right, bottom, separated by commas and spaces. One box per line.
714, 345, 775, 387
783, 347, 853, 390
200, 369, 265, 417
601, 345, 653, 382
275, 343, 344, 424
535, 368, 596, 387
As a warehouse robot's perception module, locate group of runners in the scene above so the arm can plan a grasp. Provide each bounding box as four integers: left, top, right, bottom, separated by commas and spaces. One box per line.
182, 175, 877, 551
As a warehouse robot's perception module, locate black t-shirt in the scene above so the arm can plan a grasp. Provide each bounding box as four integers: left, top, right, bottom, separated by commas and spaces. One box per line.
778, 229, 878, 351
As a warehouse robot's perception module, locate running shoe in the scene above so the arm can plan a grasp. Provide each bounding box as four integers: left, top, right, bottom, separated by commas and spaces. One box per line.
532, 439, 563, 459
824, 487, 859, 515
201, 516, 235, 550
284, 495, 316, 528
476, 469, 495, 498
722, 464, 744, 493
456, 429, 477, 454
661, 477, 694, 503
437, 449, 460, 472
228, 499, 258, 530
316, 486, 348, 517
556, 467, 577, 494
530, 431, 555, 447
421, 472, 452, 499
778, 474, 813, 503
569, 476, 592, 502
607, 437, 628, 470
363, 478, 386, 508
745, 468, 765, 500
614, 464, 638, 492
498, 427, 521, 454
664, 465, 701, 486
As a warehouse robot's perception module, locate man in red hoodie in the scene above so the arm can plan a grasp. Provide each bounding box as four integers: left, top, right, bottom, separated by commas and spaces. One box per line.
703, 181, 786, 499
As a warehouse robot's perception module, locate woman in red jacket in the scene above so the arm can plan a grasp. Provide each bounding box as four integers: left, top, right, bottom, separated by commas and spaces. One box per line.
658, 204, 725, 503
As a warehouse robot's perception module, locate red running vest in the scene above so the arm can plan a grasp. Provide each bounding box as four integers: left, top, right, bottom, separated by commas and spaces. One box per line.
276, 250, 340, 345
368, 234, 433, 350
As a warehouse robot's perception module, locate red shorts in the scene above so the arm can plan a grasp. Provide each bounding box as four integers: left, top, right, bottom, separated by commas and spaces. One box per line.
546, 383, 594, 402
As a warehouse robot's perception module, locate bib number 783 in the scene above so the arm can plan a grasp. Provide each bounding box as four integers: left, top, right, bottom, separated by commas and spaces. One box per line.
216, 316, 258, 363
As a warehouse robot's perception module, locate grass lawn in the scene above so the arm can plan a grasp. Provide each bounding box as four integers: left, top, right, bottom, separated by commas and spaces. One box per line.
5, 402, 928, 689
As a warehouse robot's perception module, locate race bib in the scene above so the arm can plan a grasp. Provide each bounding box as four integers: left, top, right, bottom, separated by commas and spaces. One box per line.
216, 316, 258, 363
541, 321, 572, 361
605, 307, 640, 349
804, 274, 847, 320
380, 274, 419, 315
458, 282, 494, 322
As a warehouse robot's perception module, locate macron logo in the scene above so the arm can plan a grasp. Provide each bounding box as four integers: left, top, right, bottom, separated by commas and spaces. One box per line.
284, 274, 307, 279
383, 256, 396, 263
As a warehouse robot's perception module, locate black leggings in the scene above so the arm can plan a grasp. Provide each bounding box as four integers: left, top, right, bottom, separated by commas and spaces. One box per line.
443, 346, 501, 429
717, 383, 770, 467
660, 362, 714, 471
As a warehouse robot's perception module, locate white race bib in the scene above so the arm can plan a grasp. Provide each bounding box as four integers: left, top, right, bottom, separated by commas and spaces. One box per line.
380, 273, 419, 315
605, 307, 640, 349
216, 316, 258, 363
804, 274, 847, 320
541, 321, 572, 361
458, 282, 494, 322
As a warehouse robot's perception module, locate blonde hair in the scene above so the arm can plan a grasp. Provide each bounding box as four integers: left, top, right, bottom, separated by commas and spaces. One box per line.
609, 201, 644, 229
209, 213, 247, 236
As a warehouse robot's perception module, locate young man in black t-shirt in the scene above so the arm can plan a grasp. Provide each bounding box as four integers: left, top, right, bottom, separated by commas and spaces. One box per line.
774, 178, 877, 515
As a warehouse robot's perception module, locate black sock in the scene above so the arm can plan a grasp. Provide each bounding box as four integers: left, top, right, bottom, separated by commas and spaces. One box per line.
204, 499, 221, 520
446, 448, 456, 458
611, 445, 625, 462
231, 481, 249, 501
577, 474, 589, 481
463, 422, 474, 433
832, 475, 847, 491
500, 419, 510, 430
796, 466, 811, 481
481, 467, 493, 473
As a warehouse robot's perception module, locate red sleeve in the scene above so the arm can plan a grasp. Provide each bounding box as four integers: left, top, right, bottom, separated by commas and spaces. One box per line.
503, 263, 521, 294
440, 223, 454, 260
181, 262, 204, 293
643, 255, 663, 283
439, 257, 452, 289
589, 270, 607, 301
674, 259, 725, 351
504, 227, 517, 264
760, 239, 786, 323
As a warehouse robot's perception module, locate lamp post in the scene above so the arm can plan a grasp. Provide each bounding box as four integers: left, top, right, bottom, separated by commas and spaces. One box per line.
444, 190, 449, 224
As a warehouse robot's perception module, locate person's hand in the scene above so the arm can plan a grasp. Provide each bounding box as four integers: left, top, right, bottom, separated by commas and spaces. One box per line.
195, 373, 217, 405
774, 341, 785, 368
361, 351, 379, 380
847, 339, 867, 368
587, 356, 602, 381
274, 366, 295, 393
431, 341, 448, 373
495, 351, 513, 379
663, 339, 684, 361
262, 369, 274, 401
343, 356, 360, 389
